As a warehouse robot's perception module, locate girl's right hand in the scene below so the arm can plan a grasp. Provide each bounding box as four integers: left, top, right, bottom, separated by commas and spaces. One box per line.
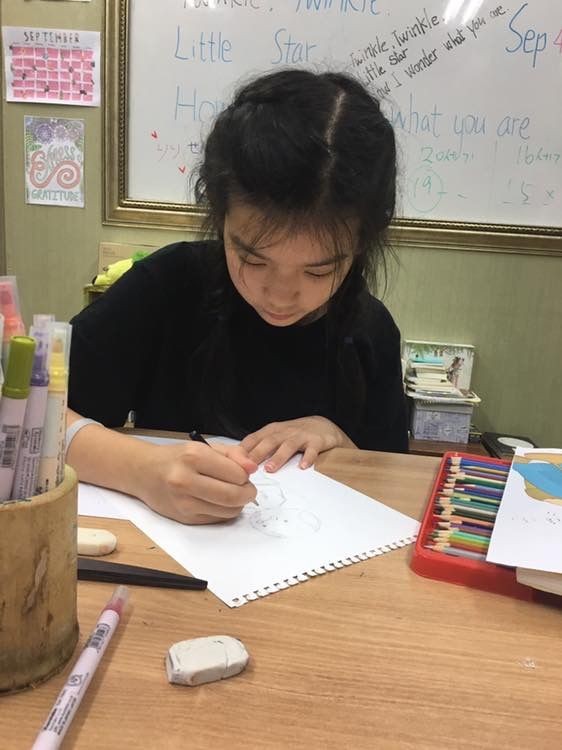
134, 441, 258, 524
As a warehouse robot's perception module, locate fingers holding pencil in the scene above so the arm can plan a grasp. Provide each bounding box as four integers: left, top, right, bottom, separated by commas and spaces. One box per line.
133, 436, 258, 525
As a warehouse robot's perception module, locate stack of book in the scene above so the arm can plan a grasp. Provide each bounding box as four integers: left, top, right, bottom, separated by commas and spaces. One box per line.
406, 360, 469, 402
401, 341, 481, 443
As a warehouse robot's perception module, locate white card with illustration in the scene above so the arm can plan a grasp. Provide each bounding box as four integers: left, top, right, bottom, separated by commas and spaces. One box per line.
487, 448, 562, 573
78, 436, 419, 607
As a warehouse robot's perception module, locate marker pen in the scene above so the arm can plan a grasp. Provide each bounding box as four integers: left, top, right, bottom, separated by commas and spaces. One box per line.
0, 277, 26, 374
33, 313, 55, 328
0, 336, 36, 502
11, 321, 51, 500
36, 323, 71, 494
31, 586, 129, 750
0, 312, 4, 387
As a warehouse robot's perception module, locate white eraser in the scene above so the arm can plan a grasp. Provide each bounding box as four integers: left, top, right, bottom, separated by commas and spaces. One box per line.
77, 527, 118, 556
166, 636, 249, 687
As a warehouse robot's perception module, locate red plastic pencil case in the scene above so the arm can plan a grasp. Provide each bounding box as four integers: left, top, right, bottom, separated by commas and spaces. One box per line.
410, 451, 538, 601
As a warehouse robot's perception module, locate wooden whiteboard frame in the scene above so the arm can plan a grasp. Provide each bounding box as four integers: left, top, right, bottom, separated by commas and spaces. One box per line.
103, 0, 562, 257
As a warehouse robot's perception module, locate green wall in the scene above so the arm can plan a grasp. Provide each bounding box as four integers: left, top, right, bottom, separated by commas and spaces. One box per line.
2, 0, 561, 446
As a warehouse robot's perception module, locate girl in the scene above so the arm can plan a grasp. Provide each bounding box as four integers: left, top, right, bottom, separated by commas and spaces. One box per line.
67, 68, 408, 524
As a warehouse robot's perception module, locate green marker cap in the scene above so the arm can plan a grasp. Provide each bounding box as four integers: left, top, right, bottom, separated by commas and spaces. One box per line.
3, 335, 36, 399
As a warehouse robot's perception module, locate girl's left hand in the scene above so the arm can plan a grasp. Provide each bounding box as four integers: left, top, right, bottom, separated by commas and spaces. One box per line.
240, 416, 356, 472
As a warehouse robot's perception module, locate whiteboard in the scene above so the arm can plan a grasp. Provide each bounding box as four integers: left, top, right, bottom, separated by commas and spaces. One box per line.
119, 0, 562, 231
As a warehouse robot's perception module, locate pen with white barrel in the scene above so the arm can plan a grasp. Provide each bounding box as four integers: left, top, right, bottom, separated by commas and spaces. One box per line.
0, 336, 36, 501
11, 320, 51, 500
31, 586, 130, 750
36, 322, 71, 494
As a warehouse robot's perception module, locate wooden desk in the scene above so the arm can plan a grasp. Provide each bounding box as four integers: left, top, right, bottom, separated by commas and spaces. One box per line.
3, 450, 562, 749
408, 438, 490, 457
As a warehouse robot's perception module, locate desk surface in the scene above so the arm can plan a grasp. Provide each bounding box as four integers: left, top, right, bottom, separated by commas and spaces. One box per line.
4, 449, 562, 749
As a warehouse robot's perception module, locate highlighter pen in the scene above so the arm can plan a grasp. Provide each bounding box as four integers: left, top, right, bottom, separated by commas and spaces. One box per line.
0, 312, 4, 387
0, 277, 26, 374
36, 323, 72, 494
31, 586, 130, 750
0, 336, 36, 502
11, 321, 51, 500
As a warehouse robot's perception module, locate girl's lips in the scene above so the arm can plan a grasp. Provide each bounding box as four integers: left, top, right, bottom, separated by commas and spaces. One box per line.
263, 309, 297, 320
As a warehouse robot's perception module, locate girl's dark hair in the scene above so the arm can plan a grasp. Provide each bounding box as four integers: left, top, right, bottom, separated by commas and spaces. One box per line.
196, 68, 396, 291
192, 69, 397, 441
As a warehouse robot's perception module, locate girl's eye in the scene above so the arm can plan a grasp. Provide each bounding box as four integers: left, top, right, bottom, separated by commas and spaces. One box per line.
306, 270, 335, 279
240, 256, 266, 267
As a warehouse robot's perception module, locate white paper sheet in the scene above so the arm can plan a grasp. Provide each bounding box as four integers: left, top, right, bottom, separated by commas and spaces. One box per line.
77, 482, 128, 520
487, 448, 562, 573
78, 438, 418, 606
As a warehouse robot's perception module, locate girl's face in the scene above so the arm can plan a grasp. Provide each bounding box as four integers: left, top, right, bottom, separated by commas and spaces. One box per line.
224, 203, 354, 327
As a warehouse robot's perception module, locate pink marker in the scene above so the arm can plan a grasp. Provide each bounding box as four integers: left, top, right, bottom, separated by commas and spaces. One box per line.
31, 586, 130, 750
0, 276, 26, 374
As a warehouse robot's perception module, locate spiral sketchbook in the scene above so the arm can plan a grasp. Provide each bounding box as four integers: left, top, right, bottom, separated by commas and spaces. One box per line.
78, 440, 419, 607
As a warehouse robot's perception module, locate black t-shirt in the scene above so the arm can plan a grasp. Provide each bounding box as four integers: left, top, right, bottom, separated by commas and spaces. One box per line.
69, 241, 408, 452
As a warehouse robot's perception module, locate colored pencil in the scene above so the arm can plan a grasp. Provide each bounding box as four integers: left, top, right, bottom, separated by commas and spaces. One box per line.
437, 495, 500, 510
434, 517, 494, 532
444, 477, 505, 492
431, 539, 490, 554
440, 489, 501, 504
432, 532, 489, 547
427, 545, 487, 561
448, 457, 509, 475
436, 522, 492, 536
435, 528, 492, 540
447, 471, 506, 487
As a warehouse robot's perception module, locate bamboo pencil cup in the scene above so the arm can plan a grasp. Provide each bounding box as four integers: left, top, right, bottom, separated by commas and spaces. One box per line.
0, 467, 79, 694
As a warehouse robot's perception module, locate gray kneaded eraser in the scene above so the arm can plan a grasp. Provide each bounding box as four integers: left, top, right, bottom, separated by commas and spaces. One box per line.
166, 635, 249, 687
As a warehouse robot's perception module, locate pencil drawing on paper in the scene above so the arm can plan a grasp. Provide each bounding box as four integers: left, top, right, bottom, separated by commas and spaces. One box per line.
247, 475, 321, 539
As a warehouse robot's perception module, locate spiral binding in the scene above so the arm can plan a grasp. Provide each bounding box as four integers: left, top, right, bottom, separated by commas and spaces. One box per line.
230, 533, 418, 606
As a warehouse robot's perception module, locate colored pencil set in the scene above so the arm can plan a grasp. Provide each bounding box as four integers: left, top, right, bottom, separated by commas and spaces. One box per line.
411, 452, 552, 601
423, 454, 509, 561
